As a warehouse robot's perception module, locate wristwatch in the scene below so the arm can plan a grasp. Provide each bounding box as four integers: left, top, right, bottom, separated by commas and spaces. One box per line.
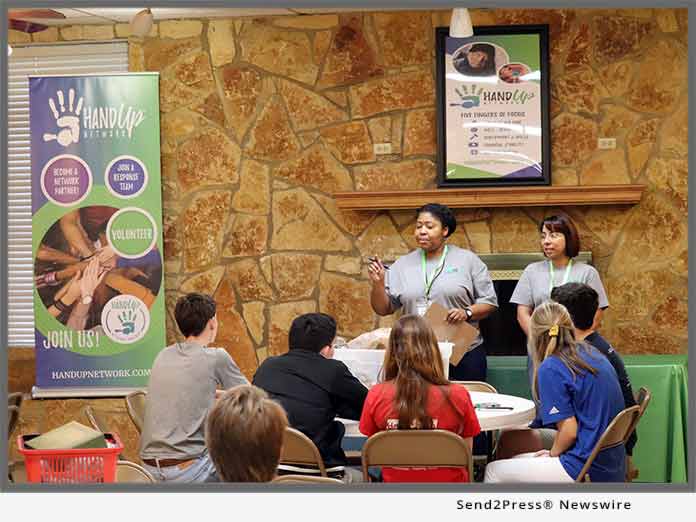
464, 307, 473, 321
81, 295, 93, 305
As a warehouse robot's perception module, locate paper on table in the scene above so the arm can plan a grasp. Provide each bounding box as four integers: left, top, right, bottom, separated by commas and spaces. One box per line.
423, 302, 479, 366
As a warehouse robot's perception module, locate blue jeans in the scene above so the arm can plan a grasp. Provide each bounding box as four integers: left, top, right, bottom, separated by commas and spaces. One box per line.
142, 450, 217, 483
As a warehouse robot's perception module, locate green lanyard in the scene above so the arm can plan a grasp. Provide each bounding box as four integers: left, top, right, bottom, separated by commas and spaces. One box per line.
548, 259, 573, 295
421, 245, 448, 300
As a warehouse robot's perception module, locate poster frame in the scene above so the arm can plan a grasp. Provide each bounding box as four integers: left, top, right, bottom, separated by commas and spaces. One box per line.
435, 24, 551, 188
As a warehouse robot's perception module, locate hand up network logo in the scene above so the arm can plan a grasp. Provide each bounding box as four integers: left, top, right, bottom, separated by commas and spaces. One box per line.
101, 294, 150, 344
42, 88, 84, 147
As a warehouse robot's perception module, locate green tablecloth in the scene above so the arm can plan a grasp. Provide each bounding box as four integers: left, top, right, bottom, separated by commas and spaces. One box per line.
487, 355, 688, 483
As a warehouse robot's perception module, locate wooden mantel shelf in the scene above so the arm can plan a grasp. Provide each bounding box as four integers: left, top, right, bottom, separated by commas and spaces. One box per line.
333, 184, 645, 210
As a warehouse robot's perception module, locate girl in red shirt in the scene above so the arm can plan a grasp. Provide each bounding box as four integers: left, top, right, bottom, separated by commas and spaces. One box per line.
359, 314, 481, 482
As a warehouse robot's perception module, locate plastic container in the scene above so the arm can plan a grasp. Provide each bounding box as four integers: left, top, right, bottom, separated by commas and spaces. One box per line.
334, 342, 454, 387
438, 342, 454, 377
333, 348, 385, 388
17, 432, 123, 483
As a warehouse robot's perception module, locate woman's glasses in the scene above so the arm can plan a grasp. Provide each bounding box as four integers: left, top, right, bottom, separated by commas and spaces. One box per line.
540, 232, 564, 241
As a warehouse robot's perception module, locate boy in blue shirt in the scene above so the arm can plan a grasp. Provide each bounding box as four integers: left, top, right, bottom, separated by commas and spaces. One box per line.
551, 283, 638, 455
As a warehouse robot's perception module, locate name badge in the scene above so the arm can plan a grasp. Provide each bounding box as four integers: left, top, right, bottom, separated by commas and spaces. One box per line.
416, 297, 431, 316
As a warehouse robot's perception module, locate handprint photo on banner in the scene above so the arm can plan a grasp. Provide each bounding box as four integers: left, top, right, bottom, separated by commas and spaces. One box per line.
35, 206, 162, 341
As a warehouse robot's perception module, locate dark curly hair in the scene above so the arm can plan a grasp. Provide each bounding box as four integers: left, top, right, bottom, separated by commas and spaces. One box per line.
416, 203, 457, 238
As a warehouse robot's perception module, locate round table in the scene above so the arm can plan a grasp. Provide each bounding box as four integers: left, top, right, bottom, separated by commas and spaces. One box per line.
340, 391, 536, 436
468, 391, 536, 431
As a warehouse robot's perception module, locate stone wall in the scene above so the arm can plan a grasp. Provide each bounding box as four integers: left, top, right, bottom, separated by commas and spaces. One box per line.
9, 8, 688, 382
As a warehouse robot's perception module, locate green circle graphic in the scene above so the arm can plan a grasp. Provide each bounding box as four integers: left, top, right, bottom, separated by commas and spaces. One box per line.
107, 208, 157, 258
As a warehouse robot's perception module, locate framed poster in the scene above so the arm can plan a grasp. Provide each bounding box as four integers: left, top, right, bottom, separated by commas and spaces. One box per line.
435, 25, 551, 187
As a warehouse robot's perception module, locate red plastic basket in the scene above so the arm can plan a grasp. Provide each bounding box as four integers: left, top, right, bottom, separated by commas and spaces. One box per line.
17, 432, 123, 484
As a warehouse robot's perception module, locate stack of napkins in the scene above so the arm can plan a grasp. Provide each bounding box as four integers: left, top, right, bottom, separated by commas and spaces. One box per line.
25, 421, 107, 450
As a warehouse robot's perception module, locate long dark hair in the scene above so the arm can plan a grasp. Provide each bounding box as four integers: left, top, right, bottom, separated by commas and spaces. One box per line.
383, 315, 464, 430
540, 214, 580, 258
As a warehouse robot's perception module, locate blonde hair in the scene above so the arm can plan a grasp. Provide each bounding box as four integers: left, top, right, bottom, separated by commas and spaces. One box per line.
528, 301, 598, 401
206, 384, 288, 482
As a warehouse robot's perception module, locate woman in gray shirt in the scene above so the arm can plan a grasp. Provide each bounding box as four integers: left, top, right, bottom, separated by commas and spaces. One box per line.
510, 214, 609, 334
510, 214, 609, 406
368, 203, 498, 381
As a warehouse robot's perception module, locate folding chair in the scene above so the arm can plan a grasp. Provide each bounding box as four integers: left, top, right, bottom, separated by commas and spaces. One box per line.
576, 405, 640, 482
451, 381, 498, 394
361, 429, 473, 482
635, 387, 652, 418
81, 404, 110, 433
116, 460, 155, 483
125, 390, 147, 434
451, 380, 498, 469
8, 392, 23, 409
7, 393, 24, 482
279, 427, 329, 477
626, 387, 651, 481
272, 474, 343, 484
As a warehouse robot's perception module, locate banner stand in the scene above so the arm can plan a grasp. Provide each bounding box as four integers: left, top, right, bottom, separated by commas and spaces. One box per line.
32, 386, 146, 399
30, 73, 165, 397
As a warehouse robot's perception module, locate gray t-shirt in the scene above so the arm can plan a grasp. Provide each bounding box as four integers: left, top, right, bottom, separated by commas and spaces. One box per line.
139, 341, 248, 460
386, 245, 498, 349
510, 260, 609, 309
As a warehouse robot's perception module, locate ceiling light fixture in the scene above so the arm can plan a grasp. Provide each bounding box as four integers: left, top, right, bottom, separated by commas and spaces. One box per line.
450, 8, 474, 38
130, 8, 154, 38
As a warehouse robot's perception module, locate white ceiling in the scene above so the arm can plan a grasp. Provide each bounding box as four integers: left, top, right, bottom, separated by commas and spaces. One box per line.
10, 7, 415, 25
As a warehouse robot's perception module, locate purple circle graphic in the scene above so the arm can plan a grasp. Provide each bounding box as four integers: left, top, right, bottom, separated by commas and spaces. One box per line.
41, 155, 91, 206
106, 156, 148, 198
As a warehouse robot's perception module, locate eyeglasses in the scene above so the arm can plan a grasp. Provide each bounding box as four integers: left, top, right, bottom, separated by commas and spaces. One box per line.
540, 232, 564, 241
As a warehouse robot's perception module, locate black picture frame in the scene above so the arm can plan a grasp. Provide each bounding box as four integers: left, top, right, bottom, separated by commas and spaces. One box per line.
435, 25, 551, 188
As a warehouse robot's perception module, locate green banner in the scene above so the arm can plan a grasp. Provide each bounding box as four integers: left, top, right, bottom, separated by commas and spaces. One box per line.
30, 74, 164, 391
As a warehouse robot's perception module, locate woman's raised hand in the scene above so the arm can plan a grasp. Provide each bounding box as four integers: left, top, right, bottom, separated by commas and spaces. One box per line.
367, 256, 386, 285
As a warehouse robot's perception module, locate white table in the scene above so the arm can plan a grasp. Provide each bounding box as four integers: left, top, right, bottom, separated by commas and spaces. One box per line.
340, 391, 535, 437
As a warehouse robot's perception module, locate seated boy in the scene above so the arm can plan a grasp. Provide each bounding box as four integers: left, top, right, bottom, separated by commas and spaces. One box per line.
495, 283, 637, 463
139, 293, 248, 482
206, 384, 288, 482
253, 313, 368, 482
